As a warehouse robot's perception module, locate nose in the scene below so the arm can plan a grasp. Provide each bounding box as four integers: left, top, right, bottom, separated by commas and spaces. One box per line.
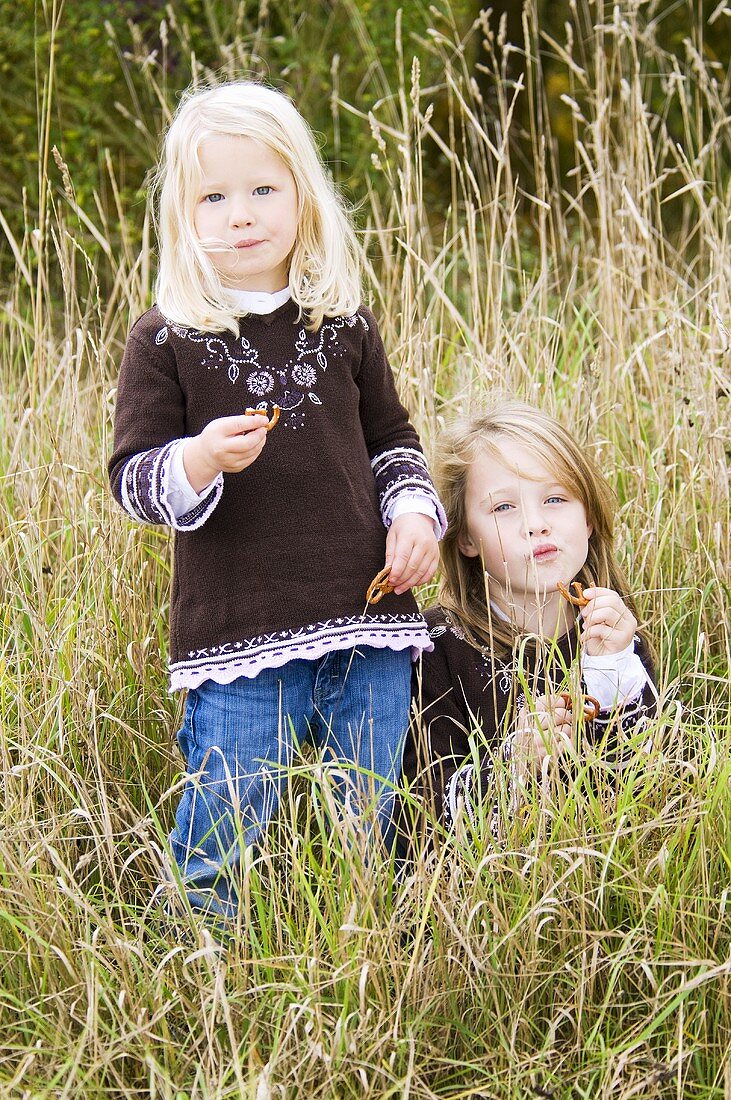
228, 200, 255, 229
520, 504, 550, 538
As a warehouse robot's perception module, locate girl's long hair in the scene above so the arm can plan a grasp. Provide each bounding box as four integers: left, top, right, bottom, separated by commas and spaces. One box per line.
437, 402, 646, 657
151, 81, 361, 334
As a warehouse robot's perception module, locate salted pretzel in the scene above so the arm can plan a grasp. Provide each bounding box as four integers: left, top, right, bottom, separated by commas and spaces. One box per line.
559, 691, 601, 721
245, 404, 281, 431
557, 580, 589, 608
366, 566, 395, 604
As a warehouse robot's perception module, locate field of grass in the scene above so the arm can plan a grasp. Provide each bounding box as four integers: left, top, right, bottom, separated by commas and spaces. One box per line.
1, 3, 730, 1097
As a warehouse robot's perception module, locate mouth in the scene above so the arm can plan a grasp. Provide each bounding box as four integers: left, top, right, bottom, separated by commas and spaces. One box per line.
234, 239, 264, 249
529, 543, 559, 562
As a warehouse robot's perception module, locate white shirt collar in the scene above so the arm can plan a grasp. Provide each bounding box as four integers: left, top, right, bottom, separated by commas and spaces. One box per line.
227, 286, 292, 315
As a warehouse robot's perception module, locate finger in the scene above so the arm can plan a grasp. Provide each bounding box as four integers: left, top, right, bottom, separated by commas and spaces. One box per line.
583, 606, 634, 635
229, 426, 268, 455
583, 590, 626, 611
583, 595, 633, 625
531, 709, 569, 736
394, 546, 435, 590
237, 412, 270, 434
539, 696, 571, 719
581, 587, 615, 601
581, 622, 623, 643
228, 430, 268, 466
388, 543, 417, 589
423, 548, 441, 583
408, 557, 439, 589
582, 611, 624, 635
384, 528, 398, 571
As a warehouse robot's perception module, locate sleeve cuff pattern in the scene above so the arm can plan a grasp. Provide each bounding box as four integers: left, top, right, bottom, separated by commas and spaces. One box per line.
443, 759, 499, 836
119, 443, 223, 530
371, 447, 447, 535
581, 642, 653, 710
590, 689, 655, 746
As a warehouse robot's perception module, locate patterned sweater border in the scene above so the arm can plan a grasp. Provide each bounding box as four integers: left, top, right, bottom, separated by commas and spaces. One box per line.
120, 440, 222, 530
170, 614, 434, 691
371, 447, 448, 534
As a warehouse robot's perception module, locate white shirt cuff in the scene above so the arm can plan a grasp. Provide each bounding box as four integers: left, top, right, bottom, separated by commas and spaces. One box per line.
168, 440, 220, 520
388, 494, 441, 538
581, 639, 651, 711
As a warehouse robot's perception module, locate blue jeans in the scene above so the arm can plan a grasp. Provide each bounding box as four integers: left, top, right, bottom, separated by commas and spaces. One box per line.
168, 646, 411, 915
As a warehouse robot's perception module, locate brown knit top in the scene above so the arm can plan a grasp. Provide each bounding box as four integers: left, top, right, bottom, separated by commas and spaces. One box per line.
109, 300, 445, 689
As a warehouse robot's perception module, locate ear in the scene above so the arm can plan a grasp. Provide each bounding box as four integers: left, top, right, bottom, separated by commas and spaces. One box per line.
458, 531, 480, 558
586, 520, 594, 539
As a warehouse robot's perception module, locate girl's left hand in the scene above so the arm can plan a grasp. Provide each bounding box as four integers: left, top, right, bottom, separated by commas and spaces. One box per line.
579, 587, 637, 655
385, 513, 439, 594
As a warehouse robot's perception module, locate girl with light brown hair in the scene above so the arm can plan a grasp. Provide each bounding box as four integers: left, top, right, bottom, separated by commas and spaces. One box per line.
403, 401, 656, 833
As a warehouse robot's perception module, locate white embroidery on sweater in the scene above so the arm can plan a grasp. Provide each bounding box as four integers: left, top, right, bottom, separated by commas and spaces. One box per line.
168, 612, 430, 690
440, 611, 515, 696
154, 311, 369, 422
179, 611, 422, 665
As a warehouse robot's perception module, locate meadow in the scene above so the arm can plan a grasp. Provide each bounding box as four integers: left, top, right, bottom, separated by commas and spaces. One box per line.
1, 3, 730, 1096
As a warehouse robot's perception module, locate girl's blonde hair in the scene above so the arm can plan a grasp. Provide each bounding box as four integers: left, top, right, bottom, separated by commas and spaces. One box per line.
437, 401, 642, 655
152, 81, 361, 334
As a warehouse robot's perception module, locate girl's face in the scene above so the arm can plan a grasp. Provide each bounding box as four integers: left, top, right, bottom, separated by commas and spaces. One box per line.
458, 439, 593, 614
194, 135, 299, 293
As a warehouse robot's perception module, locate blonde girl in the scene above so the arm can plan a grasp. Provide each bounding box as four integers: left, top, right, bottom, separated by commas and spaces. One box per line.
109, 82, 445, 916
402, 402, 655, 832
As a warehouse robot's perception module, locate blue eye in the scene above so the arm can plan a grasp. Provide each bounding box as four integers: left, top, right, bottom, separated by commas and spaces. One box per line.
546, 495, 566, 504
205, 193, 224, 203
493, 503, 513, 513
254, 186, 273, 196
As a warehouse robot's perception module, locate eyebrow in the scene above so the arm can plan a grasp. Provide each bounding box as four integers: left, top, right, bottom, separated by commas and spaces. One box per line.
478, 489, 512, 506
478, 483, 569, 506
199, 173, 281, 189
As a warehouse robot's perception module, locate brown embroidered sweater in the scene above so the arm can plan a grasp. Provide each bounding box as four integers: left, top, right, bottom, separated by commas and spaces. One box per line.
404, 606, 657, 828
109, 301, 445, 689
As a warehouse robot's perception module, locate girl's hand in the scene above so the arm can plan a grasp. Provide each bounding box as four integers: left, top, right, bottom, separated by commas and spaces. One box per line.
183, 413, 269, 493
511, 694, 573, 772
579, 587, 637, 656
384, 513, 439, 594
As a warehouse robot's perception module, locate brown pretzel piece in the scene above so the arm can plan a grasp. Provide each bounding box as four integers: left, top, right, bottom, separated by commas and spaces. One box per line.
560, 691, 601, 721
582, 695, 601, 720
245, 404, 281, 432
366, 566, 395, 604
557, 580, 589, 608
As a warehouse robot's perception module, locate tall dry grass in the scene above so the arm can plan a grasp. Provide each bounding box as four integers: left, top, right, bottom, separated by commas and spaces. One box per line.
1, 2, 730, 1097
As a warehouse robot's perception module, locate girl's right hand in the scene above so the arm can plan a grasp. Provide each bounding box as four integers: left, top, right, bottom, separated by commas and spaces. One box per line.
183, 413, 269, 493
510, 694, 573, 773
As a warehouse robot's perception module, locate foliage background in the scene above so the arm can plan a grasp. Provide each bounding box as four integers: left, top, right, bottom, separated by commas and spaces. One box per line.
1, 1, 730, 1097
3, 0, 729, 274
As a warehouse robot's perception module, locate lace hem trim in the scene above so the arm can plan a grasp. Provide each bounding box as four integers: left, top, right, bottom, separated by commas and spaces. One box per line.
169, 622, 433, 691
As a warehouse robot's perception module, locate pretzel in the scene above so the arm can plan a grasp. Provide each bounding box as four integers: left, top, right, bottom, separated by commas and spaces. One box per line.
557, 580, 589, 608
582, 695, 601, 720
366, 566, 395, 604
245, 404, 281, 432
559, 691, 601, 721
